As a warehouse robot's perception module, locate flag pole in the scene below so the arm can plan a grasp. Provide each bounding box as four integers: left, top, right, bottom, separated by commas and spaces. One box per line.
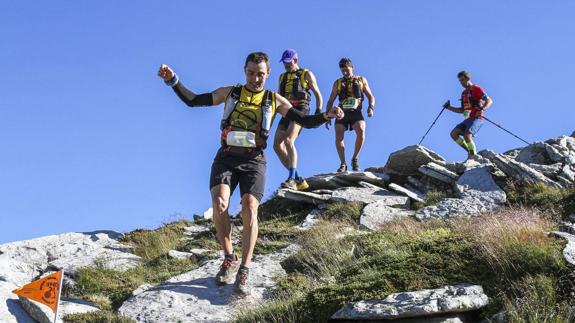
53, 269, 64, 323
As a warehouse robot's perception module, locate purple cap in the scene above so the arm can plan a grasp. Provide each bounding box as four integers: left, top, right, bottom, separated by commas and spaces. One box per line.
280, 49, 298, 63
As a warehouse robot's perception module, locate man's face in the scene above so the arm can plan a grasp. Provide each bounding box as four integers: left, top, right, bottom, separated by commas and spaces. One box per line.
283, 59, 297, 72
340, 65, 353, 78
245, 61, 269, 92
458, 76, 471, 88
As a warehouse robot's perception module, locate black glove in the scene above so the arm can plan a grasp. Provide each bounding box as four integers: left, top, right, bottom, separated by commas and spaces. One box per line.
442, 100, 451, 109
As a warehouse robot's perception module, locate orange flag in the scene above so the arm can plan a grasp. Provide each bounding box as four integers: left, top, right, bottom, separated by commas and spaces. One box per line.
12, 270, 63, 313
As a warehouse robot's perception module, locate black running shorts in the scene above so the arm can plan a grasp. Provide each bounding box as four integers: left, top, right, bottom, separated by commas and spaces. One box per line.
336, 109, 365, 131
209, 148, 266, 202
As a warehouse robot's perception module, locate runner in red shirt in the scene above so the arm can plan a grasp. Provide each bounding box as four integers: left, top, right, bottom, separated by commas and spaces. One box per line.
443, 71, 493, 160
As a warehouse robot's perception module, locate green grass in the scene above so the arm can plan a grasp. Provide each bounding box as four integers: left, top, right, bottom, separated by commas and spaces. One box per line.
504, 275, 575, 323
506, 182, 575, 220
64, 311, 135, 323
235, 208, 573, 323
120, 220, 192, 261
320, 202, 363, 223
67, 220, 197, 311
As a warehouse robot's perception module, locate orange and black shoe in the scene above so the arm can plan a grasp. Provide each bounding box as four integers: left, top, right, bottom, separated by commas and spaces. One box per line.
215, 254, 239, 285
234, 266, 251, 296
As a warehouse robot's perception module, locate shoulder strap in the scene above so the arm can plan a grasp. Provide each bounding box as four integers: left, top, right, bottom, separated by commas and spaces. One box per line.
279, 72, 288, 96
221, 85, 242, 130
300, 69, 309, 90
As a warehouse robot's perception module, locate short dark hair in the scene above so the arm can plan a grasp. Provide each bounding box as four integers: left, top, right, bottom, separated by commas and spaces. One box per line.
339, 57, 353, 68
244, 52, 270, 70
457, 70, 471, 79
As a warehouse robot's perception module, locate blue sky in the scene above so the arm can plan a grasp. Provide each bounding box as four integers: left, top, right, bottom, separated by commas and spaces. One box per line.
1, 1, 574, 243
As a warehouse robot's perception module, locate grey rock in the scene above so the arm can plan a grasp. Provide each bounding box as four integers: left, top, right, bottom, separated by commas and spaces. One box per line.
305, 172, 389, 191
383, 314, 467, 323
357, 181, 385, 190
561, 164, 575, 182
168, 250, 194, 260
551, 231, 575, 266
0, 231, 140, 281
119, 245, 299, 323
528, 163, 563, 177
480, 150, 563, 188
132, 283, 154, 296
340, 171, 389, 187
384, 145, 447, 178
388, 183, 425, 203
330, 187, 409, 207
560, 222, 575, 235
194, 208, 213, 221
456, 167, 507, 205
203, 208, 214, 220
19, 297, 99, 323
418, 162, 459, 184
331, 284, 488, 320
0, 231, 140, 322
546, 143, 571, 163
297, 209, 321, 230
0, 281, 36, 323
516, 143, 550, 165
407, 176, 427, 192
417, 166, 506, 220
503, 148, 522, 159
277, 189, 330, 205
184, 225, 210, 237
361, 203, 415, 231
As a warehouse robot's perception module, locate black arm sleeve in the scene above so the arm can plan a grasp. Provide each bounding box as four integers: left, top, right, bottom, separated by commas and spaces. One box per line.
172, 82, 214, 107
284, 108, 330, 129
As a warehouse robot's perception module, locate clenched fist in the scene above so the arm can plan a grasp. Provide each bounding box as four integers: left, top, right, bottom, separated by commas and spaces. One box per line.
158, 64, 175, 81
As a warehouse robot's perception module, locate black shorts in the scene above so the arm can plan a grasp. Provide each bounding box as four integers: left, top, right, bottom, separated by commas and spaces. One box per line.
209, 148, 266, 202
277, 104, 310, 131
336, 109, 365, 131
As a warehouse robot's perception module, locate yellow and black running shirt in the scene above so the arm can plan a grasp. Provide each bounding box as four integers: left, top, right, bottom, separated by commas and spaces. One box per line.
227, 86, 276, 136
279, 69, 311, 104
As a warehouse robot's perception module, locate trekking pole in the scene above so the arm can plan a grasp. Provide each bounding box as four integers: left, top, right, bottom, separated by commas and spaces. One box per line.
483, 116, 531, 145
419, 107, 446, 145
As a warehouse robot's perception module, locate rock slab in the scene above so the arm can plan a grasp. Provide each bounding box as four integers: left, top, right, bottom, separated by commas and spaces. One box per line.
331, 284, 488, 320
119, 245, 299, 323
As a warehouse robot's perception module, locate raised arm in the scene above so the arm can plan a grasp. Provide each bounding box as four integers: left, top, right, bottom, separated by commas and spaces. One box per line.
443, 100, 463, 113
305, 70, 323, 114
275, 93, 343, 129
158, 64, 231, 107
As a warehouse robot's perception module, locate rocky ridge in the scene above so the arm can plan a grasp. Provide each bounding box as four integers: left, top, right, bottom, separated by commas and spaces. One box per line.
1, 134, 574, 322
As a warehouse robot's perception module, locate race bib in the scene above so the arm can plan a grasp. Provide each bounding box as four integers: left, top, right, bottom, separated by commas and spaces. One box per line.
226, 131, 257, 148
341, 97, 359, 110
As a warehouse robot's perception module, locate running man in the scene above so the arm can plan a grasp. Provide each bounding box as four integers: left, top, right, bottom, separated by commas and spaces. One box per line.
157, 52, 342, 295
325, 58, 376, 172
274, 49, 323, 190
444, 70, 493, 160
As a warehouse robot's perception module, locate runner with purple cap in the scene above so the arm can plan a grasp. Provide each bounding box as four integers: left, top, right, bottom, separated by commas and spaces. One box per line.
274, 49, 323, 190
